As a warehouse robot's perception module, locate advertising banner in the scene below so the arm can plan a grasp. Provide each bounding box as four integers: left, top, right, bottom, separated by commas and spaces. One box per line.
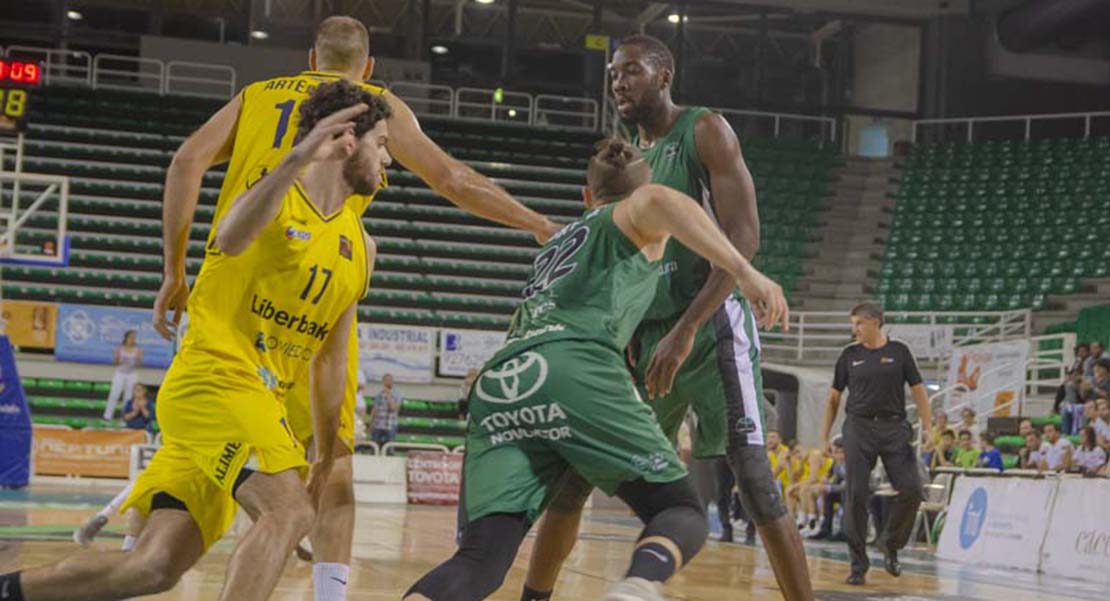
406, 451, 462, 505
945, 339, 1030, 417
937, 476, 1056, 571
55, 304, 175, 368
32, 427, 148, 478
0, 300, 57, 349
887, 324, 953, 361
0, 336, 32, 487
438, 329, 506, 377
357, 324, 436, 383
1041, 478, 1110, 584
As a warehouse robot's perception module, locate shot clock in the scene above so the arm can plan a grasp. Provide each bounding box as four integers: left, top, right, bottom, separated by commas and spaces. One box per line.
0, 60, 41, 133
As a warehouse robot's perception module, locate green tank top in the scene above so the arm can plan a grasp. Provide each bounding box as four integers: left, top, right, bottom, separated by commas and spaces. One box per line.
489, 203, 659, 364
632, 106, 715, 322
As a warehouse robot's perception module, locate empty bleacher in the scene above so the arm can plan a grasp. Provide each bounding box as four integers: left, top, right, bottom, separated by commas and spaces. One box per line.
878, 137, 1110, 312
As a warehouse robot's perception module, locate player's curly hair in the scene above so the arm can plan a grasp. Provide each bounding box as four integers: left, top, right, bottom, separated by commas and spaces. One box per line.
294, 79, 391, 145
587, 138, 652, 204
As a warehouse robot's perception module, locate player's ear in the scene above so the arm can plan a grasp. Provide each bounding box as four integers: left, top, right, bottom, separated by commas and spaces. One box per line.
659, 67, 672, 91
308, 48, 318, 70
363, 57, 375, 82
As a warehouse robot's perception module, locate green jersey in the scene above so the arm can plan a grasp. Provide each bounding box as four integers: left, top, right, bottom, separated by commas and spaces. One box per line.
489, 203, 658, 365
632, 106, 715, 322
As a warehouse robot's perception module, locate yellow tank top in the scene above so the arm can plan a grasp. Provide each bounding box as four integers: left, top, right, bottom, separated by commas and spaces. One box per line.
816, 456, 834, 481
182, 184, 369, 398
769, 444, 791, 486
210, 71, 387, 237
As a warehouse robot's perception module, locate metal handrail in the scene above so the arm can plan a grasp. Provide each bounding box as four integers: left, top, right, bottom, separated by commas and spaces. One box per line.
5, 45, 92, 87
535, 94, 599, 131
717, 107, 838, 143
389, 81, 454, 116
380, 441, 449, 456
92, 53, 163, 93
913, 110, 1110, 143
164, 60, 236, 99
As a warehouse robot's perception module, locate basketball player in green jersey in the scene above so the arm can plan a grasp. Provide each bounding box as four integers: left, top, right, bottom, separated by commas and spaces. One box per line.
406, 139, 788, 601
521, 34, 814, 601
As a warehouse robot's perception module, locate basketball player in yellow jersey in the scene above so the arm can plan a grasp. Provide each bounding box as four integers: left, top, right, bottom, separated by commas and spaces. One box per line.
148, 16, 559, 601
0, 82, 386, 601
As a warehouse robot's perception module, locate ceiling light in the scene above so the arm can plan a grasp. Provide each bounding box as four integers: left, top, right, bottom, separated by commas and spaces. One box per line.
667, 13, 689, 23
66, 10, 83, 20
431, 45, 448, 55
508, 109, 517, 117
475, 0, 496, 4
250, 30, 269, 40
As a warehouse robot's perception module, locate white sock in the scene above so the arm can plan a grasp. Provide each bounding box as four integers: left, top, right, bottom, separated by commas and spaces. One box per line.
313, 562, 349, 601
122, 535, 137, 552
102, 483, 135, 518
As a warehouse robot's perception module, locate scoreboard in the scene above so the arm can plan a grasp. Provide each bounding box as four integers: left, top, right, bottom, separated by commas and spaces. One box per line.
0, 60, 41, 133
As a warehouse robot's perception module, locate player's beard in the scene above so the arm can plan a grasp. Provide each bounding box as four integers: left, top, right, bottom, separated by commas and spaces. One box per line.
343, 150, 378, 196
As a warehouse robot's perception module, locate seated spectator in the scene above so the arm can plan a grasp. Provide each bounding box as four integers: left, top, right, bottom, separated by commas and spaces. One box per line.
954, 430, 979, 468
1093, 399, 1110, 447
121, 384, 154, 432
1068, 343, 1090, 375
1081, 358, 1110, 402
976, 432, 1004, 471
959, 408, 981, 439
1058, 370, 1087, 435
930, 429, 957, 470
1017, 418, 1036, 439
1071, 426, 1107, 475
1018, 431, 1044, 469
1040, 423, 1074, 473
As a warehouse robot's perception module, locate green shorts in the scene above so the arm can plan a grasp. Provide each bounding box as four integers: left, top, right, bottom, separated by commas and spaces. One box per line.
634, 295, 766, 459
462, 340, 687, 525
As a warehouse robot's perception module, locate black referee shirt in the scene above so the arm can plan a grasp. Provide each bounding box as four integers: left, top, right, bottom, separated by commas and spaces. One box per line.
832, 339, 923, 420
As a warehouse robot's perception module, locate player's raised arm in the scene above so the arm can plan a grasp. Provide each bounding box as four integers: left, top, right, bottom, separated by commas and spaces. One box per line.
213, 103, 367, 255
616, 183, 788, 331
153, 94, 241, 339
382, 93, 561, 244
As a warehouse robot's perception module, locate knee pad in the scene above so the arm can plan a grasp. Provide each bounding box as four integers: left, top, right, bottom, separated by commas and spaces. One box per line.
728, 447, 788, 524
409, 513, 527, 601
547, 469, 594, 514
640, 504, 708, 566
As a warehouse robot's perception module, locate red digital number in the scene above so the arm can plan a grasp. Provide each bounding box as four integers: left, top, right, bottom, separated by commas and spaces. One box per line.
0, 61, 7, 81
0, 61, 41, 85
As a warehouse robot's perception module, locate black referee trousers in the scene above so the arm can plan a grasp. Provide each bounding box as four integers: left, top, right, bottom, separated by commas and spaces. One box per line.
842, 414, 923, 573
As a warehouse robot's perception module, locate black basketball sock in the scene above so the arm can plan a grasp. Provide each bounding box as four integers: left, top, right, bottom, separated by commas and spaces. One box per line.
520, 584, 553, 601
627, 542, 677, 582
0, 572, 25, 601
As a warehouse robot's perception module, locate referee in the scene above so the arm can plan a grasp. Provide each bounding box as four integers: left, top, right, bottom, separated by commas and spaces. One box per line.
820, 303, 931, 585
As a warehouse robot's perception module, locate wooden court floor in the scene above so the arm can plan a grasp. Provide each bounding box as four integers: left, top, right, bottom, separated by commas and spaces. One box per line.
0, 484, 1102, 601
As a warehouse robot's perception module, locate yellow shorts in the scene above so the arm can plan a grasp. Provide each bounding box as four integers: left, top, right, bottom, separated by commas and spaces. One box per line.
122, 355, 309, 550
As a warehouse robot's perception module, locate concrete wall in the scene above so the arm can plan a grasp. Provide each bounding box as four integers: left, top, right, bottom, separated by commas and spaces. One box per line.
851, 23, 921, 113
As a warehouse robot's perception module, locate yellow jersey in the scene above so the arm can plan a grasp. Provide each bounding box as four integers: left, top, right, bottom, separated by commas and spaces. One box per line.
210, 70, 387, 236
769, 444, 791, 488
181, 183, 370, 400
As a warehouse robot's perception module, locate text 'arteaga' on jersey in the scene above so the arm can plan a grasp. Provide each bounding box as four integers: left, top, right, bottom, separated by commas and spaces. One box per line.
250, 294, 331, 340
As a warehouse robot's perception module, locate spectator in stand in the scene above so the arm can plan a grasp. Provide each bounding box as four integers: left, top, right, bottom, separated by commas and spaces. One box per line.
1058, 370, 1087, 435
1081, 358, 1110, 402
456, 367, 478, 420
1068, 343, 1090, 375
922, 413, 950, 465
1040, 423, 1074, 472
1093, 399, 1110, 447
1019, 431, 1044, 469
1072, 426, 1107, 475
954, 430, 979, 468
121, 384, 154, 432
930, 429, 957, 470
959, 408, 981, 439
368, 373, 402, 446
1083, 341, 1105, 379
1018, 418, 1035, 439
103, 330, 142, 421
976, 432, 1004, 471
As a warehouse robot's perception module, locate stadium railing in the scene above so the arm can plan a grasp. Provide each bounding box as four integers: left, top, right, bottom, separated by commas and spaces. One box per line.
913, 111, 1110, 144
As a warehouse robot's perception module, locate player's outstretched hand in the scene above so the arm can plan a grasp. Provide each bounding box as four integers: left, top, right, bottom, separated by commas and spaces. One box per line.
153, 271, 189, 341
735, 266, 790, 332
292, 103, 369, 163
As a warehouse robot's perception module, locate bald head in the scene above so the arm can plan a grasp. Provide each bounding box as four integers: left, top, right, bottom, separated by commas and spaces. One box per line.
314, 16, 370, 72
